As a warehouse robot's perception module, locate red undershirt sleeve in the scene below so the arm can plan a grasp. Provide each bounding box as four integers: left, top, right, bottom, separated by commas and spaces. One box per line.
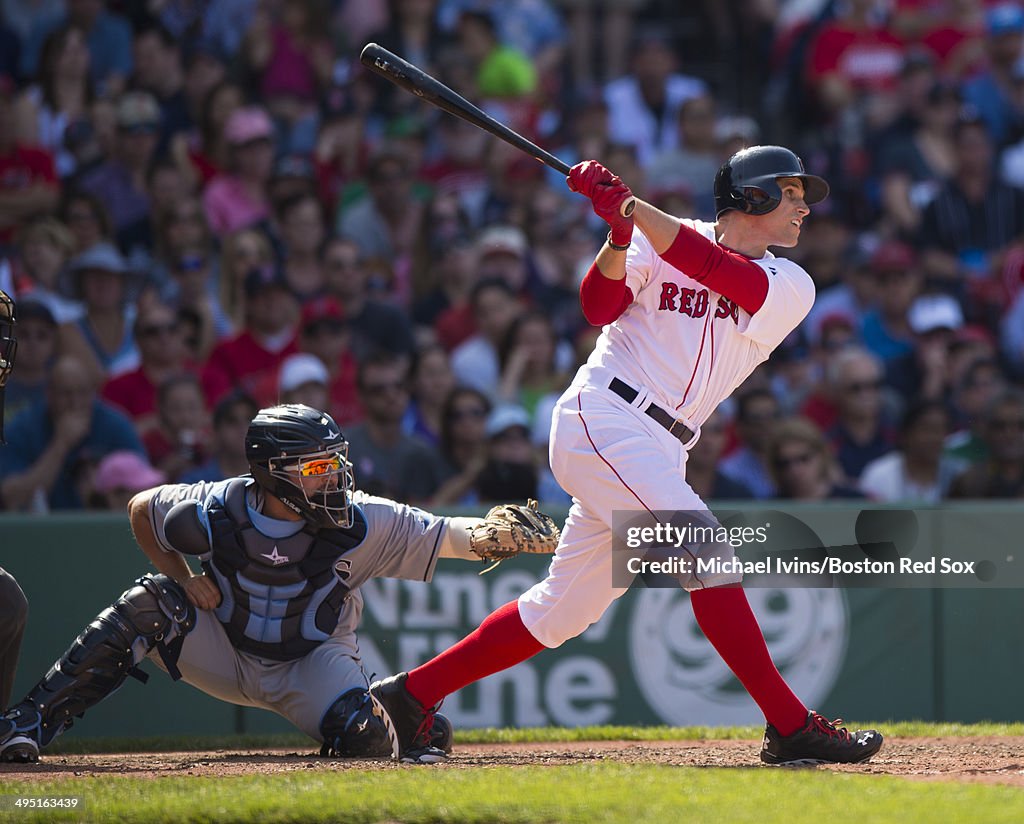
659, 224, 770, 315
579, 262, 635, 325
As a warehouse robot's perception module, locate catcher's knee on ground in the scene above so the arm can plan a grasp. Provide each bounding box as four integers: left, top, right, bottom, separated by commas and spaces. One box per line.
319, 689, 454, 757
319, 688, 392, 757
3, 574, 195, 748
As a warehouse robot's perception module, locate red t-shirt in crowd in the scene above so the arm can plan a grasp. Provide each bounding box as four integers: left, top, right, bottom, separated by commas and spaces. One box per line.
202, 329, 299, 407
101, 364, 201, 427
807, 24, 907, 92
0, 145, 57, 243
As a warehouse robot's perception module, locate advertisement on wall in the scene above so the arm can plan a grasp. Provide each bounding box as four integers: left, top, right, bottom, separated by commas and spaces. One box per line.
355, 557, 850, 728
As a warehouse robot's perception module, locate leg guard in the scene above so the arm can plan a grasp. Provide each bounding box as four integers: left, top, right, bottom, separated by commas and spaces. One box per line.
0, 574, 195, 751
319, 688, 392, 758
429, 713, 453, 754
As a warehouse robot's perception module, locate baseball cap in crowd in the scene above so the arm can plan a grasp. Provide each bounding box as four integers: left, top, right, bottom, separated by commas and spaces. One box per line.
278, 353, 329, 394
301, 295, 346, 328
987, 2, 1024, 35
243, 263, 292, 298
93, 450, 166, 494
476, 225, 528, 260
485, 404, 531, 439
908, 294, 965, 334
224, 106, 275, 145
14, 297, 56, 327
870, 239, 917, 271
70, 242, 128, 275
116, 91, 161, 133
714, 115, 760, 145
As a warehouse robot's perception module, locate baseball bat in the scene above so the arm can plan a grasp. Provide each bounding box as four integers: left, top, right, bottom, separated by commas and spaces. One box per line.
359, 42, 635, 218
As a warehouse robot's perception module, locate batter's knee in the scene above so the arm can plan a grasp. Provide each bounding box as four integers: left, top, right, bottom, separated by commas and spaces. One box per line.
518, 589, 618, 649
319, 688, 391, 758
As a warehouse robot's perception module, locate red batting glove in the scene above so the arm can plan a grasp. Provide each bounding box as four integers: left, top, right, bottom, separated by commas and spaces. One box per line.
567, 160, 634, 247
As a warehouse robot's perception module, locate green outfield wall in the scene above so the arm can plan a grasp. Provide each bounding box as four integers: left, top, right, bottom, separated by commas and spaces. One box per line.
0, 503, 1021, 741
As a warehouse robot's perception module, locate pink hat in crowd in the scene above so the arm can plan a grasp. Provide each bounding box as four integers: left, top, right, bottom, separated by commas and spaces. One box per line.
93, 451, 166, 493
224, 106, 275, 145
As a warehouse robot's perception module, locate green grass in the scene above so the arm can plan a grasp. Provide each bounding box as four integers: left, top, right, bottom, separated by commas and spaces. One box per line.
44, 720, 1024, 754
2, 765, 1024, 824
6, 724, 1023, 824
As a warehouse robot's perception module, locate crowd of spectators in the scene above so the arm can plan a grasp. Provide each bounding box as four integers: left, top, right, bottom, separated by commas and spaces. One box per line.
1, 0, 1023, 512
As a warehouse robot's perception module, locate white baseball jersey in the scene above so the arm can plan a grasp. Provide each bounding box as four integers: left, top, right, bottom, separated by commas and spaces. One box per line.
517, 222, 816, 647
574, 221, 816, 429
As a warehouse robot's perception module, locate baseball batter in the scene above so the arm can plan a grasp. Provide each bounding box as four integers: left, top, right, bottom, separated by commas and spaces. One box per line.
0, 404, 557, 764
370, 147, 885, 765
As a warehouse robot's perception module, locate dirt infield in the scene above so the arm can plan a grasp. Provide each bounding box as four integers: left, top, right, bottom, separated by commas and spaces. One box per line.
3, 738, 1024, 786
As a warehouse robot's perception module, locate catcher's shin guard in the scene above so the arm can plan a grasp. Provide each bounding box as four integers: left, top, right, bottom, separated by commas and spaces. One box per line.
1, 574, 195, 750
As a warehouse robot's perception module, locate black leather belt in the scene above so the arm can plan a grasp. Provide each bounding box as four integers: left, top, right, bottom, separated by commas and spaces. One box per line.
609, 378, 696, 445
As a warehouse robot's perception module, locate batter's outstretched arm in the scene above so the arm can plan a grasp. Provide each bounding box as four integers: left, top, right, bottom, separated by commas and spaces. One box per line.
636, 200, 770, 315
631, 199, 684, 254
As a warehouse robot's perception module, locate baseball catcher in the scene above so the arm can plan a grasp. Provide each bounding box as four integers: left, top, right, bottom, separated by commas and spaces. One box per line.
0, 404, 558, 764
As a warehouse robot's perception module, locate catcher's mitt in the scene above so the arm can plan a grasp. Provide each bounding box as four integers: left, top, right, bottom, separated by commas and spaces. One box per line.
469, 499, 560, 572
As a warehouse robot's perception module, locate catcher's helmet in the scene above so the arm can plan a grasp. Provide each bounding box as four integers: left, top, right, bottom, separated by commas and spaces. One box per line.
714, 145, 829, 218
245, 404, 355, 528
0, 290, 16, 444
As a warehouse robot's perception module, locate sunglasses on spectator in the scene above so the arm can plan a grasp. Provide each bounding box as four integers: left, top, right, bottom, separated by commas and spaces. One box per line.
325, 257, 358, 270
175, 255, 207, 273
451, 406, 487, 420
844, 378, 883, 393
304, 320, 346, 337
990, 417, 1024, 432
138, 322, 179, 339
362, 381, 406, 394
774, 450, 815, 470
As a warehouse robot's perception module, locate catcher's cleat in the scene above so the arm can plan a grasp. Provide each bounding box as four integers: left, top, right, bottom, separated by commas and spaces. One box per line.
368, 672, 448, 764
0, 705, 41, 764
760, 711, 883, 766
0, 735, 39, 764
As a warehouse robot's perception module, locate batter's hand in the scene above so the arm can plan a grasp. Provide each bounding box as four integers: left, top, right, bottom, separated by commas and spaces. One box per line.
567, 160, 634, 247
183, 573, 221, 610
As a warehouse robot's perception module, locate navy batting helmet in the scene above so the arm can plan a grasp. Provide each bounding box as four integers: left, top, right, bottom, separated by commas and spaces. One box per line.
714, 146, 829, 218
246, 404, 355, 528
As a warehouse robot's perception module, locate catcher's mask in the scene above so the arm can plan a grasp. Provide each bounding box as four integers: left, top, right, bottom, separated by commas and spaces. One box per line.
714, 145, 829, 218
0, 289, 17, 443
245, 404, 355, 529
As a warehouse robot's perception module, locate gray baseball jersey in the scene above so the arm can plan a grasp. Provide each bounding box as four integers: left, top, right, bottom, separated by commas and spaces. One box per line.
145, 475, 449, 739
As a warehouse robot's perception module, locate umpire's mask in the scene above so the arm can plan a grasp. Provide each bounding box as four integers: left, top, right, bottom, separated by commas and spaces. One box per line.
0, 290, 16, 443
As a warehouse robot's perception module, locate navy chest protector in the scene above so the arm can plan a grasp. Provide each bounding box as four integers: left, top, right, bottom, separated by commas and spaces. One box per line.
203, 479, 368, 660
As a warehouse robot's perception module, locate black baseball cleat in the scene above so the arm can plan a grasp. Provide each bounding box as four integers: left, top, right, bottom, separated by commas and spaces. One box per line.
368, 673, 448, 764
0, 706, 41, 764
760, 712, 883, 766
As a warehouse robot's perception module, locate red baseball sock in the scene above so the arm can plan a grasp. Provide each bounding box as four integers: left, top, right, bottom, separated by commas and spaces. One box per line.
689, 585, 808, 736
405, 600, 545, 709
